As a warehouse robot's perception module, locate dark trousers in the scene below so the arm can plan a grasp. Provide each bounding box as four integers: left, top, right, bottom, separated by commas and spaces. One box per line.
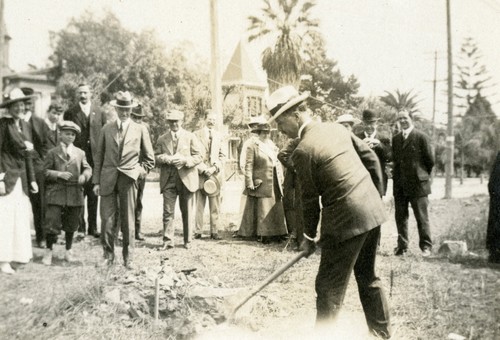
135, 176, 146, 235
162, 173, 194, 246
394, 194, 432, 250
100, 173, 137, 262
29, 171, 45, 243
44, 205, 81, 250
79, 178, 98, 235
316, 227, 391, 338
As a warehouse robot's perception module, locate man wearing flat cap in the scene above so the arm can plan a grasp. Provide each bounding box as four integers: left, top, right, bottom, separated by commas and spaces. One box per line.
355, 110, 392, 196
155, 109, 202, 250
64, 83, 106, 238
93, 91, 155, 269
267, 85, 391, 338
193, 111, 225, 240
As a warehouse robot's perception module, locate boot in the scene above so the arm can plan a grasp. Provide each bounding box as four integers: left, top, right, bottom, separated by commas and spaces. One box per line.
65, 249, 77, 262
42, 249, 53, 266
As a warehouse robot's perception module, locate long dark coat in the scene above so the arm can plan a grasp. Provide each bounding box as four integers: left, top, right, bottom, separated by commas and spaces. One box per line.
487, 152, 500, 257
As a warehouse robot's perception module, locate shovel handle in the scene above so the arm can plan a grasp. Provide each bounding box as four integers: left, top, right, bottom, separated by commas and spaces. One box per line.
230, 250, 308, 316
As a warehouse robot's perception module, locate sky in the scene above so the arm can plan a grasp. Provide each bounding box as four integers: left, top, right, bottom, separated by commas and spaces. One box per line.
4, 0, 500, 122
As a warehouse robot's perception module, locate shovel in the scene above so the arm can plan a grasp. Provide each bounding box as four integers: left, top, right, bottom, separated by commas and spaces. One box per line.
224, 249, 308, 321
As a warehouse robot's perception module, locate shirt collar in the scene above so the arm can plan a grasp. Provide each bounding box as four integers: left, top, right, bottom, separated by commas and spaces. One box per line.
61, 142, 74, 155
298, 118, 313, 139
364, 129, 377, 139
45, 118, 57, 131
23, 111, 32, 122
402, 126, 414, 137
79, 101, 91, 116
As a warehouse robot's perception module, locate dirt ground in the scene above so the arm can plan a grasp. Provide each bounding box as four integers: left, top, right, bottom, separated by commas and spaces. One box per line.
0, 177, 499, 340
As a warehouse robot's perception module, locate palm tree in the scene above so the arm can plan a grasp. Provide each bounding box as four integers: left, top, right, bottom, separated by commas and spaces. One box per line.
247, 0, 319, 92
380, 89, 421, 114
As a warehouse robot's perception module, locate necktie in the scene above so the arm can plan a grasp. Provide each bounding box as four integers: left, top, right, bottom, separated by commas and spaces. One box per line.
118, 123, 123, 142
173, 132, 178, 152
208, 129, 213, 154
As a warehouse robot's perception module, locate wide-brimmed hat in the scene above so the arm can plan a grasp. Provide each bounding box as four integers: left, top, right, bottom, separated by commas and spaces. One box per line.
362, 110, 379, 123
251, 123, 271, 133
266, 86, 310, 124
0, 88, 36, 108
202, 175, 220, 197
336, 114, 356, 126
165, 109, 184, 121
58, 120, 81, 134
110, 91, 138, 108
247, 115, 267, 129
131, 103, 145, 117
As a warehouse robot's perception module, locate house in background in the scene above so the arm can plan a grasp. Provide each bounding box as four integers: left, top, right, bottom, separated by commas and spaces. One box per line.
222, 40, 267, 170
1, 22, 56, 118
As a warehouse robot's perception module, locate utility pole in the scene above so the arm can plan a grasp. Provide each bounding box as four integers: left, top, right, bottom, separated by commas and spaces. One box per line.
0, 0, 4, 99
209, 0, 223, 130
444, 0, 454, 199
430, 51, 438, 182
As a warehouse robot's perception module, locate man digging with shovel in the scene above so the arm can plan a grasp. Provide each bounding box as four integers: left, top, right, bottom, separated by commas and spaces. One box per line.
266, 86, 392, 339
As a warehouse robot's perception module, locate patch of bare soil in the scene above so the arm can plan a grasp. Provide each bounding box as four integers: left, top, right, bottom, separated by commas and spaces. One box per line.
0, 194, 499, 340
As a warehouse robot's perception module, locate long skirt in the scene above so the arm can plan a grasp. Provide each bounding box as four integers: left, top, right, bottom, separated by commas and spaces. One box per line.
0, 179, 33, 263
238, 179, 287, 237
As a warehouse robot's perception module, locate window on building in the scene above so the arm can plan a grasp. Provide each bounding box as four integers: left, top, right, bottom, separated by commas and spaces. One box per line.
247, 96, 262, 117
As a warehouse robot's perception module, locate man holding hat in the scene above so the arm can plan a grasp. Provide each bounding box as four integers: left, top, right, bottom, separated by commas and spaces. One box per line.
155, 109, 202, 250
130, 103, 151, 241
41, 121, 92, 265
355, 110, 392, 196
267, 85, 391, 338
64, 83, 106, 238
194, 111, 225, 240
93, 91, 155, 269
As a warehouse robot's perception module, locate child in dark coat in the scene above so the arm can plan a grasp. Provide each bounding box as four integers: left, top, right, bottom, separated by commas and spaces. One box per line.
41, 121, 92, 265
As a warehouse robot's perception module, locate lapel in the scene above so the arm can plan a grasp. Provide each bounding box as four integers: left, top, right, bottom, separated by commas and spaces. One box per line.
402, 130, 414, 149
112, 121, 121, 145
122, 120, 137, 146
55, 144, 74, 164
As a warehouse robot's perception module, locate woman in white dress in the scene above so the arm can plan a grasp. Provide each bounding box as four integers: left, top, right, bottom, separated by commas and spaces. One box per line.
0, 88, 38, 274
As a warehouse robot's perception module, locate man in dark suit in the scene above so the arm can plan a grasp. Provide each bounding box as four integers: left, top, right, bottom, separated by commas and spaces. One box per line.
392, 109, 434, 257
193, 111, 225, 240
21, 88, 49, 248
44, 103, 64, 149
64, 84, 106, 237
355, 110, 392, 196
93, 91, 155, 269
267, 86, 391, 338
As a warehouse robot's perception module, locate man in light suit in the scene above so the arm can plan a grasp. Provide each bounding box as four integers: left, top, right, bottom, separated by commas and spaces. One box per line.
64, 83, 106, 237
268, 86, 391, 338
193, 111, 225, 240
392, 109, 434, 257
93, 91, 155, 269
155, 110, 202, 250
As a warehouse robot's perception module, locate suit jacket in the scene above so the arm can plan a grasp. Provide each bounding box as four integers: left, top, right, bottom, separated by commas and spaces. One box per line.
24, 113, 49, 173
194, 127, 225, 189
392, 128, 434, 197
45, 124, 59, 150
278, 138, 301, 207
292, 122, 387, 243
0, 118, 35, 195
93, 120, 155, 196
64, 102, 105, 166
355, 129, 391, 195
243, 139, 284, 198
155, 128, 202, 193
44, 144, 92, 206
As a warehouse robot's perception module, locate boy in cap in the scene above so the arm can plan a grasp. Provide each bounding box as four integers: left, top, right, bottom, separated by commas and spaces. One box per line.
41, 121, 92, 265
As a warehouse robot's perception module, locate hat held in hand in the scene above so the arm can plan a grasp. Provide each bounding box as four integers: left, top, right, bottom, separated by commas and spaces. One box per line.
202, 175, 220, 197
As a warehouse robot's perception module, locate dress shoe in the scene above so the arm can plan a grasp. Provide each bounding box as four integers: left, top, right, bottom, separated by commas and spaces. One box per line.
65, 249, 77, 262
160, 242, 174, 251
93, 232, 101, 238
183, 243, 191, 249
422, 248, 432, 257
135, 233, 145, 241
194, 233, 202, 240
394, 247, 407, 256
0, 262, 15, 274
210, 234, 222, 240
99, 258, 114, 267
124, 259, 136, 270
36, 240, 46, 249
42, 250, 53, 266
